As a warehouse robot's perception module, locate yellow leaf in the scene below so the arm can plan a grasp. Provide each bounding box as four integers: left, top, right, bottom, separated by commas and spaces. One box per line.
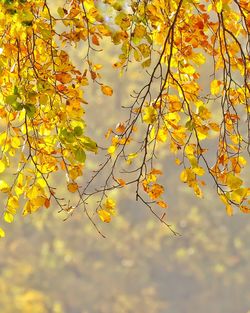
134, 24, 146, 38
193, 167, 205, 176
192, 53, 206, 65
127, 153, 137, 164
156, 128, 168, 142
193, 184, 203, 198
182, 64, 196, 75
67, 182, 78, 193
230, 188, 248, 204
104, 198, 116, 215
8, 196, 19, 212
108, 145, 116, 155
23, 201, 32, 216
27, 184, 45, 200
238, 156, 246, 166
226, 173, 243, 190
11, 137, 20, 148
32, 196, 46, 209
143, 106, 157, 124
216, 0, 223, 13
98, 209, 111, 223
220, 194, 229, 205
196, 126, 209, 140
210, 79, 221, 95
69, 166, 82, 180
0, 180, 10, 193
101, 85, 113, 96
137, 43, 150, 57
226, 205, 233, 216
0, 160, 6, 173
188, 155, 198, 168
185, 144, 195, 155
0, 227, 5, 238
4, 211, 14, 223
175, 158, 182, 165
180, 169, 188, 182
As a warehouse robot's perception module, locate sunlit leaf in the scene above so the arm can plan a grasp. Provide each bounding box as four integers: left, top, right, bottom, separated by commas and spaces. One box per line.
98, 209, 111, 223
0, 180, 10, 193
4, 211, 14, 223
210, 80, 222, 95
0, 227, 5, 238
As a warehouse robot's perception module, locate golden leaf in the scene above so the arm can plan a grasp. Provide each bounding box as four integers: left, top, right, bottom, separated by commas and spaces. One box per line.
216, 0, 223, 13
226, 205, 233, 216
67, 182, 78, 193
0, 180, 10, 193
0, 227, 5, 238
210, 79, 222, 95
157, 200, 168, 209
104, 198, 116, 215
143, 106, 157, 124
108, 145, 116, 155
98, 209, 111, 223
180, 169, 188, 183
148, 184, 164, 200
226, 173, 243, 190
0, 160, 6, 173
101, 85, 113, 96
193, 167, 205, 176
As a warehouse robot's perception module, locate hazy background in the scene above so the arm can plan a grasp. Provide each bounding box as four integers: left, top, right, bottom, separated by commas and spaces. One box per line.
0, 1, 250, 313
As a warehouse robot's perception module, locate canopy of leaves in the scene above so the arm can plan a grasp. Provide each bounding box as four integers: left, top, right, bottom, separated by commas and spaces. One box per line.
0, 0, 249, 236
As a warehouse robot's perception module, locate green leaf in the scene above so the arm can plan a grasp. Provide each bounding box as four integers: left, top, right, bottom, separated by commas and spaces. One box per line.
57, 7, 65, 18
75, 148, 86, 163
65, 133, 75, 143
24, 104, 36, 118
14, 86, 19, 96
185, 119, 194, 131
73, 126, 83, 137
82, 137, 98, 153
60, 129, 75, 143
6, 95, 17, 105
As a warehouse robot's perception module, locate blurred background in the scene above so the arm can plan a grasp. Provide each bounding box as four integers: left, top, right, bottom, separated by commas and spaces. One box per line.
1, 1, 250, 313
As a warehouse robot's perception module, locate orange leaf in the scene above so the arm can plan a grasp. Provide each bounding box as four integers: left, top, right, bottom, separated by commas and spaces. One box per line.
44, 198, 50, 208
101, 85, 113, 96
157, 200, 168, 209
92, 34, 100, 46
55, 72, 72, 84
116, 178, 126, 186
67, 182, 78, 193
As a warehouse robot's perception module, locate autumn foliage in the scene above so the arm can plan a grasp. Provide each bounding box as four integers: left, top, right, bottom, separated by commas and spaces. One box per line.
0, 0, 249, 237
